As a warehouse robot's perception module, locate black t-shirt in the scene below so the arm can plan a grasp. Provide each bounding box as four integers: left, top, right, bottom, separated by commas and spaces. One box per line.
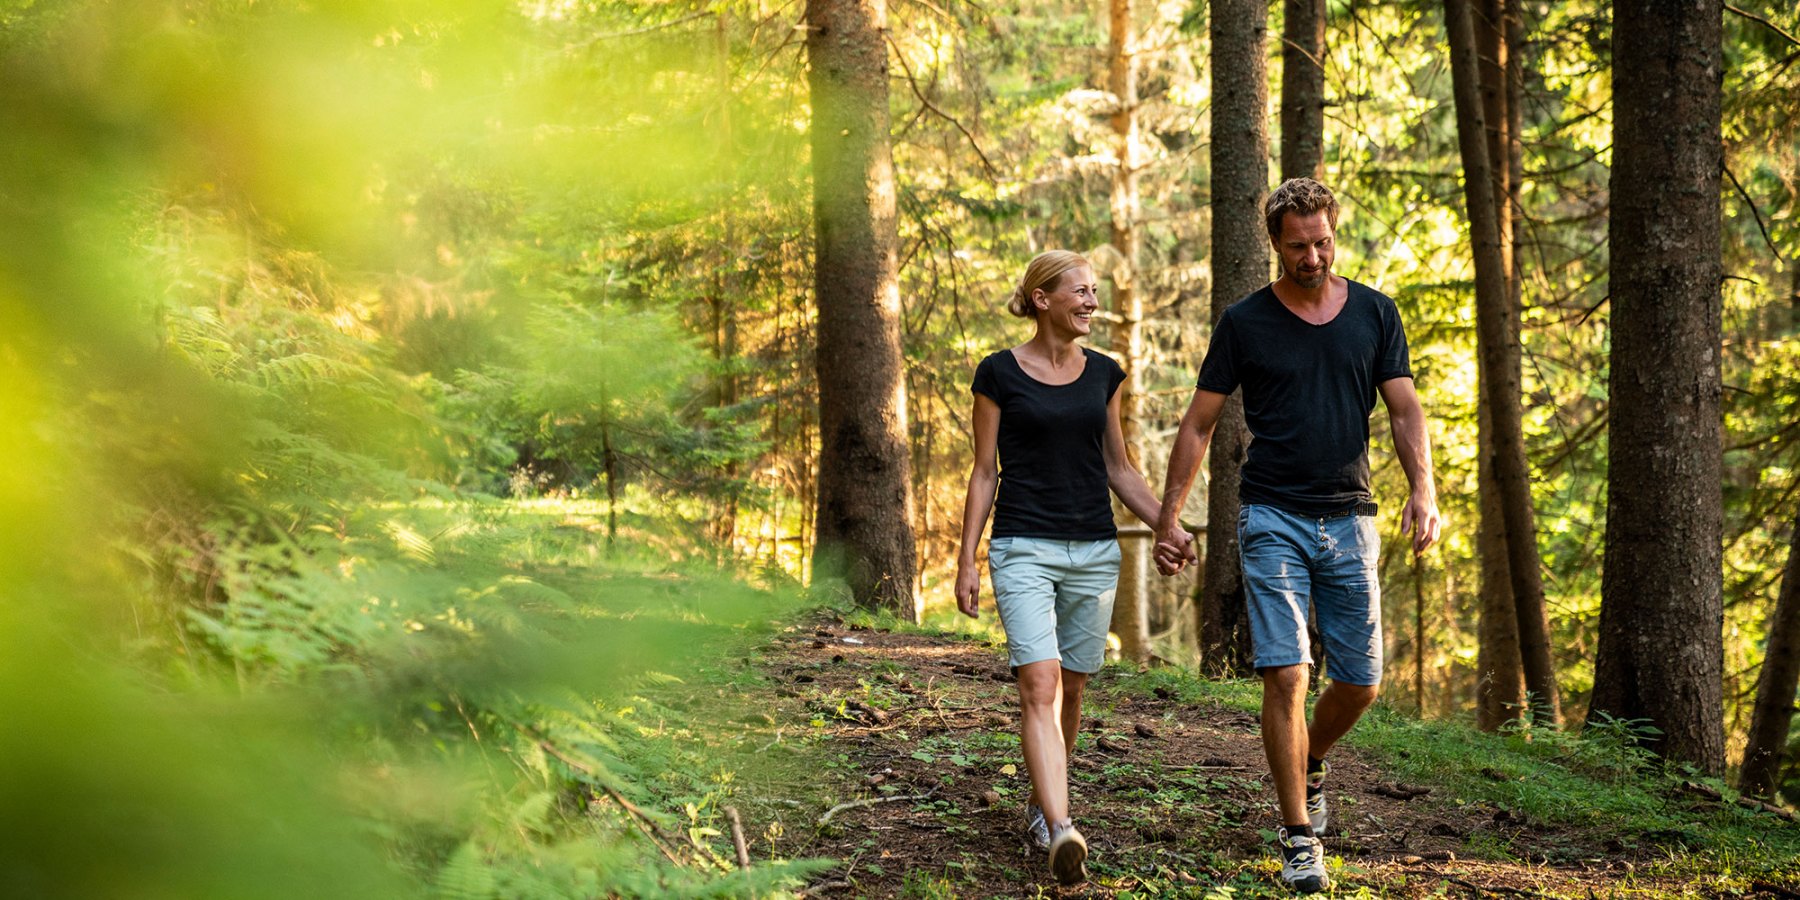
971, 348, 1127, 540
1196, 279, 1413, 516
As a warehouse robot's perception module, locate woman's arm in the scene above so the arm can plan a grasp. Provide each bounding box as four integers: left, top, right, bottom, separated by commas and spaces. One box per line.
1102, 389, 1163, 529
955, 393, 1002, 618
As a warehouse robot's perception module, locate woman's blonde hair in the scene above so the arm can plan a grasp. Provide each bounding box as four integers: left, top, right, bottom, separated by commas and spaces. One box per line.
1007, 250, 1091, 318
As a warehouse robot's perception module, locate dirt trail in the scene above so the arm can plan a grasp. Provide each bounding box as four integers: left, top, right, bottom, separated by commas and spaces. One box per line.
748, 616, 1788, 898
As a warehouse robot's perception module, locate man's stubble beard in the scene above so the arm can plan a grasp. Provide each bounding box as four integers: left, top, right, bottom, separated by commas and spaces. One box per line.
1286, 263, 1328, 290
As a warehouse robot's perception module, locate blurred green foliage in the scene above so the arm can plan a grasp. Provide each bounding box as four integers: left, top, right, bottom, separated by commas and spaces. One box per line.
1, 0, 816, 895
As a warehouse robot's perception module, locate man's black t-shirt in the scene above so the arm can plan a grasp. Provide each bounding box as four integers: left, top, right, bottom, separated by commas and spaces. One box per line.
1196, 279, 1413, 516
972, 348, 1127, 540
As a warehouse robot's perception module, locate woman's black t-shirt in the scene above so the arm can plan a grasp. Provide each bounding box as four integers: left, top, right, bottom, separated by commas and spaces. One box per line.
971, 347, 1127, 540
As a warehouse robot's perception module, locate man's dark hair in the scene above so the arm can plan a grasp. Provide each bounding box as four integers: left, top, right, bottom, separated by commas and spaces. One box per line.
1264, 177, 1340, 239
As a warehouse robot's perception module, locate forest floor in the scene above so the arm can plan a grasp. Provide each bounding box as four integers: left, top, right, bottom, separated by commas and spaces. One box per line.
737, 611, 1800, 899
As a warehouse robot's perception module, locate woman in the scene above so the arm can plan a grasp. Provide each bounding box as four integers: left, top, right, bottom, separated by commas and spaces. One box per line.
954, 250, 1165, 886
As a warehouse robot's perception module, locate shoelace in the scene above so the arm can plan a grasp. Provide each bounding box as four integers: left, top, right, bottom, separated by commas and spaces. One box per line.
1284, 838, 1319, 867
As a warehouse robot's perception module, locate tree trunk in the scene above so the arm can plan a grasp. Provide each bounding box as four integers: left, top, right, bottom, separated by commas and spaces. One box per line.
1589, 0, 1725, 773
805, 0, 921, 618
1741, 513, 1800, 798
1475, 400, 1525, 729
1471, 0, 1526, 731
1445, 0, 1561, 727
1200, 0, 1267, 676
1108, 0, 1151, 665
1279, 0, 1325, 182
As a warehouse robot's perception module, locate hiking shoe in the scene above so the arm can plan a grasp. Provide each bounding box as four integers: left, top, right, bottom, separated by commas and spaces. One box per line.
1048, 823, 1088, 885
1023, 803, 1050, 852
1305, 759, 1329, 835
1277, 826, 1329, 893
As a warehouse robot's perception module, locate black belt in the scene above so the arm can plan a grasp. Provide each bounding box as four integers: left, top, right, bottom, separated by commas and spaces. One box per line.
1320, 502, 1378, 519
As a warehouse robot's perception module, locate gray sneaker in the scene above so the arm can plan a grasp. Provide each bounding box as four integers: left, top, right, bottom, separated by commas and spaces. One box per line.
1277, 826, 1328, 893
1048, 823, 1088, 885
1305, 760, 1329, 835
1023, 803, 1050, 852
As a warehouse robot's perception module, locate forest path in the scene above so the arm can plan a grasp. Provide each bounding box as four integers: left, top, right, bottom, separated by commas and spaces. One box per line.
755, 614, 1744, 899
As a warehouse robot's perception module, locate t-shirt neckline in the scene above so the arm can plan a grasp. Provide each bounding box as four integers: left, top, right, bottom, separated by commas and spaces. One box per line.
1005, 346, 1091, 387
1267, 280, 1356, 328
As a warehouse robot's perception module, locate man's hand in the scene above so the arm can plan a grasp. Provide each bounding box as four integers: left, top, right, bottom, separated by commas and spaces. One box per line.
1400, 490, 1442, 557
1153, 524, 1198, 576
954, 562, 981, 618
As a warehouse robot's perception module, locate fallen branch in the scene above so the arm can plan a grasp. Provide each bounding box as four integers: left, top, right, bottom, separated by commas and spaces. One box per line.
533, 737, 686, 867
757, 727, 786, 754
1736, 795, 1800, 822
1442, 875, 1555, 899
925, 676, 954, 732
725, 806, 751, 870
817, 792, 934, 828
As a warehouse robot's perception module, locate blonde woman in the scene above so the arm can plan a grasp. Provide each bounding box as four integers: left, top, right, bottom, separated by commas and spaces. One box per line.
953, 250, 1165, 885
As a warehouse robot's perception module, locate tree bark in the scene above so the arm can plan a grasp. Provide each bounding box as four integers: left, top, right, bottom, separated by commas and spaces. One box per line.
1279, 0, 1325, 182
806, 0, 921, 618
1741, 513, 1800, 798
1445, 0, 1561, 727
1475, 400, 1525, 729
1471, 0, 1526, 731
1108, 0, 1152, 664
1199, 0, 1267, 676
1589, 0, 1725, 773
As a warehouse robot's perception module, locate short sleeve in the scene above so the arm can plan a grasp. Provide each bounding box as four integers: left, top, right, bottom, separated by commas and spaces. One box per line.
1195, 310, 1240, 394
1100, 351, 1127, 399
1375, 295, 1413, 383
971, 354, 1001, 401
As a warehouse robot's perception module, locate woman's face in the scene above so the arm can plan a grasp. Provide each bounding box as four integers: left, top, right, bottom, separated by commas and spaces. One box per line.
1035, 265, 1099, 337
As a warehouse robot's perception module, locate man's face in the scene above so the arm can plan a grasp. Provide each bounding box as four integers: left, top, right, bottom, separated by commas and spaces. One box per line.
1273, 211, 1335, 290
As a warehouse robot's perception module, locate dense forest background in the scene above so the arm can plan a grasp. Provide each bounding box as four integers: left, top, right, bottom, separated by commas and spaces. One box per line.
1, 0, 1796, 894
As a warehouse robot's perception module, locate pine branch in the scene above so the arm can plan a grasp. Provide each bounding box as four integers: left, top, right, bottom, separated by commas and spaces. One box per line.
883, 33, 1000, 182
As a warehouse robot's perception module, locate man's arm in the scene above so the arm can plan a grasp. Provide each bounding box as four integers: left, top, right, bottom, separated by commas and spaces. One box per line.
1154, 388, 1229, 574
1378, 376, 1442, 555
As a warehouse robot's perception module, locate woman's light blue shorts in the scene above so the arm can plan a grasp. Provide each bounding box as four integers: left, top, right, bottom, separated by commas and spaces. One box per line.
987, 536, 1120, 674
1238, 503, 1384, 686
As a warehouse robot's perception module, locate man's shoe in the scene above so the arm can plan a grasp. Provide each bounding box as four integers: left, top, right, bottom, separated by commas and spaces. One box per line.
1048, 823, 1088, 885
1305, 760, 1329, 835
1278, 826, 1329, 893
1023, 803, 1050, 852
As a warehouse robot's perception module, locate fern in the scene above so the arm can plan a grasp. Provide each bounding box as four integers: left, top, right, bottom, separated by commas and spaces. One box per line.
433, 843, 497, 900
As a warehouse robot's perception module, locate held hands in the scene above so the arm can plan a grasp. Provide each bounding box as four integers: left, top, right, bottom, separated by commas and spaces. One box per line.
954, 561, 981, 618
1153, 524, 1198, 576
1400, 490, 1443, 557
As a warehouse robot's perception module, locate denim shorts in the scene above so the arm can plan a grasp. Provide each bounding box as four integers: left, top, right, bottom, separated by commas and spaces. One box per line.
988, 537, 1120, 674
1238, 503, 1384, 686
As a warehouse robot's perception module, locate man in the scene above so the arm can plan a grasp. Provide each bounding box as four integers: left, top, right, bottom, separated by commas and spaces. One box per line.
1154, 178, 1441, 893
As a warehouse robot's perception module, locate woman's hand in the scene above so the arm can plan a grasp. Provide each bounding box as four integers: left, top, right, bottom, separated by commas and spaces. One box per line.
1154, 527, 1195, 576
955, 561, 981, 618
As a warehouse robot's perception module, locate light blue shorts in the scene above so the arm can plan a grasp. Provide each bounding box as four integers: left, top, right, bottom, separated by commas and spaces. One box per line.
1238, 503, 1384, 686
988, 537, 1120, 674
